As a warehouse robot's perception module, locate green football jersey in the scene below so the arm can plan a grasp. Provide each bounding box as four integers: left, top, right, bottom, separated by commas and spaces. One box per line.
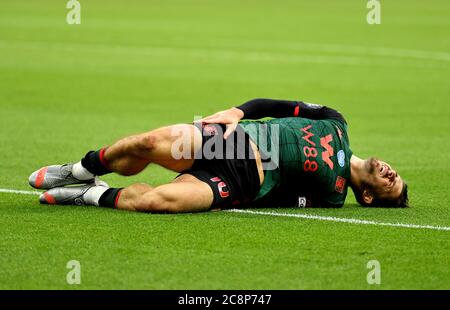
239, 117, 352, 208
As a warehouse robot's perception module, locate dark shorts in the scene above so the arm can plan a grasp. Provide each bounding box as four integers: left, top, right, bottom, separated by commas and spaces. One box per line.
180, 123, 261, 210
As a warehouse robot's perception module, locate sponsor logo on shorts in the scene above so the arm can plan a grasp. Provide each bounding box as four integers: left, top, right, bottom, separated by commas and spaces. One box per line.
335, 176, 346, 193
337, 150, 345, 167
210, 177, 230, 198
298, 196, 307, 208
218, 181, 229, 198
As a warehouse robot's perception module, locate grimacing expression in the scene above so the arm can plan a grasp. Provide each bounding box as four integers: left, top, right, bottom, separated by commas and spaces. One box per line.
366, 157, 404, 201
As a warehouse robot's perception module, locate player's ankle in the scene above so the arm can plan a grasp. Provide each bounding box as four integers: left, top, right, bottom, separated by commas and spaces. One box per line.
98, 188, 123, 208
83, 186, 110, 206
80, 148, 112, 176
72, 161, 95, 180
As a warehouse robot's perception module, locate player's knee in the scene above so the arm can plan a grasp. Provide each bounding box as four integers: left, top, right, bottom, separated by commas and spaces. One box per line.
135, 190, 177, 213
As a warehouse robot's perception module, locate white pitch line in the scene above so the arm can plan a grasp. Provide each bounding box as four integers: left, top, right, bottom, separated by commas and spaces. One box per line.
0, 40, 448, 69
226, 209, 450, 232
0, 188, 41, 195
2, 188, 448, 231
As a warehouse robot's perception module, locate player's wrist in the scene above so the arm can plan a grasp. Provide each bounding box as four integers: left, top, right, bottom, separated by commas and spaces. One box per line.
232, 107, 245, 120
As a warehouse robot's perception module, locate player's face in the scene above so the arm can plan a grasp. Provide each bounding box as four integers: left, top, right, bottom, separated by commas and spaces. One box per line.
365, 158, 404, 201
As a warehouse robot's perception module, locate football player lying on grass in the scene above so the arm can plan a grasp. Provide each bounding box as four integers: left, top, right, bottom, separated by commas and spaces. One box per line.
29, 98, 409, 212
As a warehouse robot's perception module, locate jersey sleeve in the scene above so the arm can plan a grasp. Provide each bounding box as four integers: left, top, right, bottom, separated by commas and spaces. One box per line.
236, 98, 346, 123
236, 98, 298, 119
296, 102, 346, 123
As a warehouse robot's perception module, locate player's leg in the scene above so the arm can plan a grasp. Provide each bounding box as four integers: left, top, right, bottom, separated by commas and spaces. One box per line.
104, 124, 202, 175
117, 174, 213, 213
38, 124, 263, 211
29, 124, 202, 189
39, 174, 213, 213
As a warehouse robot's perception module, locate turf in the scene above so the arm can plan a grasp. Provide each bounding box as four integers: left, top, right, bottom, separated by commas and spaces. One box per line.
0, 0, 449, 289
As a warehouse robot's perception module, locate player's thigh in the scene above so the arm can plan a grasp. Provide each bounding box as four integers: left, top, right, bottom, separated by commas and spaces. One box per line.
147, 124, 202, 172
139, 174, 213, 213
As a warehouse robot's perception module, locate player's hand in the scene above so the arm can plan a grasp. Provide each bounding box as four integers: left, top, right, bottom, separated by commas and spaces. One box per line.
200, 107, 244, 139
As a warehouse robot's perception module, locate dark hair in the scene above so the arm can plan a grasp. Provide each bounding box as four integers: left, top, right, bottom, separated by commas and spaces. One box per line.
352, 182, 409, 208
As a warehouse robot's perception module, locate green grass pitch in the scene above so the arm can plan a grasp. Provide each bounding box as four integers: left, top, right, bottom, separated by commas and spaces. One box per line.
0, 0, 449, 289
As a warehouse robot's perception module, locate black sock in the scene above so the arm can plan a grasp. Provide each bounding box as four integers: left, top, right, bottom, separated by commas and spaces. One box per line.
98, 188, 123, 208
81, 148, 111, 176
